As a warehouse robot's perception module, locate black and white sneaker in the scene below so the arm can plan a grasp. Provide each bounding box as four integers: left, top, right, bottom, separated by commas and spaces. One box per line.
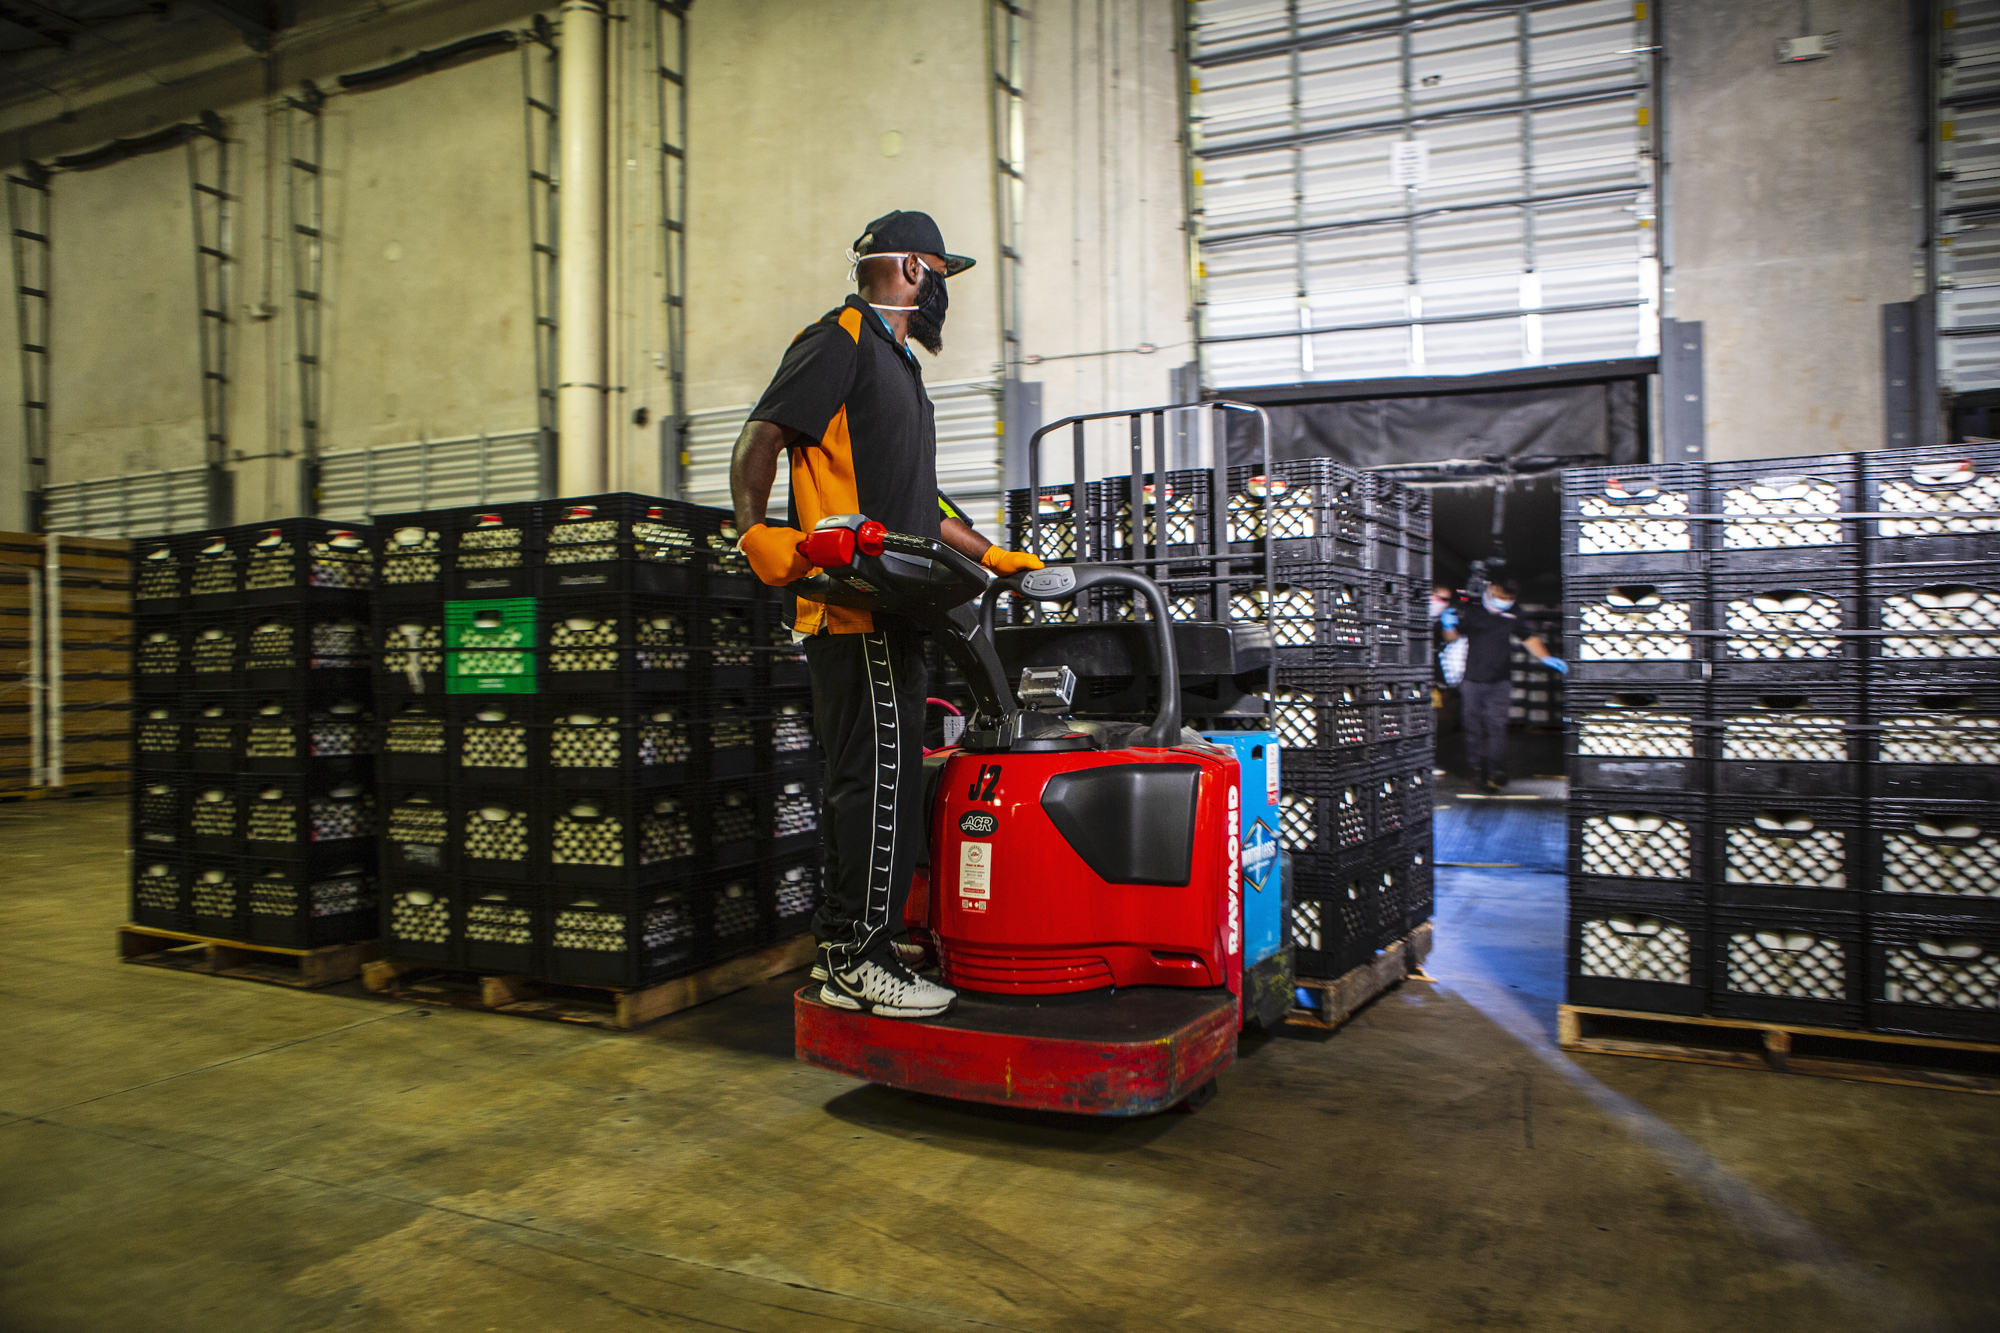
809, 943, 833, 983
810, 939, 923, 981
820, 952, 957, 1019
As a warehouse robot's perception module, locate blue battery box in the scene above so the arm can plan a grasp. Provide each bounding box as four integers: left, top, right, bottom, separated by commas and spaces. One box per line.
1202, 731, 1282, 968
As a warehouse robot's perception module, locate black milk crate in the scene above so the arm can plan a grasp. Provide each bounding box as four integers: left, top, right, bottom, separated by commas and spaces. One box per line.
131, 853, 187, 930
1708, 906, 1865, 1029
544, 882, 706, 989
546, 785, 702, 887
133, 775, 186, 851
1709, 454, 1864, 572
1861, 443, 2000, 564
1375, 827, 1435, 937
1277, 761, 1376, 863
1290, 845, 1391, 979
1097, 470, 1223, 560
1868, 801, 2000, 921
1223, 460, 1364, 565
1709, 683, 1863, 797
449, 695, 539, 787
1564, 683, 1709, 794
1710, 795, 1865, 914
132, 699, 188, 771
444, 501, 539, 598
1213, 566, 1369, 666
694, 696, 767, 780
183, 853, 246, 939
186, 693, 244, 770
1867, 913, 2000, 1042
184, 774, 242, 852
1567, 790, 1708, 904
374, 512, 446, 602
378, 699, 448, 783
763, 625, 809, 692
185, 610, 244, 687
183, 529, 239, 609
1709, 568, 1864, 685
1564, 573, 1708, 684
133, 616, 183, 686
238, 847, 378, 949
381, 874, 457, 964
241, 767, 376, 855
381, 784, 454, 877
708, 864, 768, 962
536, 493, 718, 597
708, 771, 822, 866
453, 788, 541, 882
542, 695, 695, 787
1866, 679, 2000, 802
374, 608, 446, 698
1007, 484, 1098, 564
706, 600, 766, 693
767, 850, 822, 940
242, 604, 371, 691
1566, 894, 1709, 1016
1862, 559, 2000, 674
538, 593, 708, 694
768, 695, 817, 772
1266, 669, 1383, 755
1368, 758, 1433, 836
133, 535, 184, 612
240, 690, 374, 773
235, 518, 375, 604
457, 879, 542, 975
1560, 463, 1711, 576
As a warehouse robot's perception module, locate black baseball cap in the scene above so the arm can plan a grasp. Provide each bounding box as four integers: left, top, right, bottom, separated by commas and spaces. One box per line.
853, 210, 975, 276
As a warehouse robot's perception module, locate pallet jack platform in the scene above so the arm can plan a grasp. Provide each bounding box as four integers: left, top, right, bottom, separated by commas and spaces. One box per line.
795, 984, 1238, 1116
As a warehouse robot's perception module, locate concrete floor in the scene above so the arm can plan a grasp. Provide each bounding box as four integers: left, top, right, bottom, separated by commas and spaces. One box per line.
2, 796, 1996, 1333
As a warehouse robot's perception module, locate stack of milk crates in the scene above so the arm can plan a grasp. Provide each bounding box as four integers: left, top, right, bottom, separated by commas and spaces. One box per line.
130, 521, 380, 949
370, 494, 820, 990
1562, 446, 2000, 1042
1008, 457, 1436, 986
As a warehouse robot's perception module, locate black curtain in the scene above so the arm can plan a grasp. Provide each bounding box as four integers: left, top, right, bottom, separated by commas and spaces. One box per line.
1220, 367, 1648, 470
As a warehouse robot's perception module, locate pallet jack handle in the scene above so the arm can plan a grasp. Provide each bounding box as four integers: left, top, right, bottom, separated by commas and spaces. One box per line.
978, 564, 1184, 749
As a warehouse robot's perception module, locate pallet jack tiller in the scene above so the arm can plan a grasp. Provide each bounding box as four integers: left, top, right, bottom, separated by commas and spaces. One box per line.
790, 404, 1291, 1116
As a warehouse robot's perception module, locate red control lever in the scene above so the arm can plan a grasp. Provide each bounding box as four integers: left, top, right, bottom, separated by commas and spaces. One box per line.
799, 526, 857, 569
856, 519, 886, 556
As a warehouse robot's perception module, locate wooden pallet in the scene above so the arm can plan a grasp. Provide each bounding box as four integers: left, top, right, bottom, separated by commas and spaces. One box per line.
361, 934, 817, 1031
118, 924, 378, 989
0, 783, 126, 803
1286, 922, 1434, 1031
1559, 1005, 2000, 1095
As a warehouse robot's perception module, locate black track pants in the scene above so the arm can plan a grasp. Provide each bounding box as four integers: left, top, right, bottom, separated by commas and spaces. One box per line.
805, 627, 928, 965
1460, 678, 1513, 777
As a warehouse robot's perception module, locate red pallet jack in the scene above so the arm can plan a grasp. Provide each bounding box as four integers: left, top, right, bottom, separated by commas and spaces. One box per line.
789, 514, 1247, 1115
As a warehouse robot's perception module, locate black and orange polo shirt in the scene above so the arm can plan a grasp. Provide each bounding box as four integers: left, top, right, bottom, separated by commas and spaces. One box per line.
750, 294, 962, 635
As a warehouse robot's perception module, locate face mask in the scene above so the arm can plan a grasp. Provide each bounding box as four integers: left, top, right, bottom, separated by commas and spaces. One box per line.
906, 265, 948, 355
1484, 589, 1514, 613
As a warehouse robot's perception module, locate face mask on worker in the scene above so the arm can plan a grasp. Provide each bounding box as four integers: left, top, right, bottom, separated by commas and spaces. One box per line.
1483, 588, 1514, 613
860, 254, 948, 355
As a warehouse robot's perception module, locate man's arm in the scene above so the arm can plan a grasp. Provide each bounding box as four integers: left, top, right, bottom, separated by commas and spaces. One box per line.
939, 515, 992, 562
1522, 634, 1568, 674
729, 419, 801, 533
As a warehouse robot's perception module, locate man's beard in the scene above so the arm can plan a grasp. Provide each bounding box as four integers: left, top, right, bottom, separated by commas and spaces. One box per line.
907, 267, 946, 355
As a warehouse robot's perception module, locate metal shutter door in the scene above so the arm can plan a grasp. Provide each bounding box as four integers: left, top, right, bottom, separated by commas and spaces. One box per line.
1940, 0, 2000, 392
317, 429, 544, 521
1189, 0, 1659, 387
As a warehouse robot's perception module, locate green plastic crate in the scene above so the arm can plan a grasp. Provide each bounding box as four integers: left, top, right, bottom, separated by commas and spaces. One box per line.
446, 598, 537, 694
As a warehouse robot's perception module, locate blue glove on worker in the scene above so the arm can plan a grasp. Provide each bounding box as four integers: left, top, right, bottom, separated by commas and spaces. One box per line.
1540, 655, 1568, 675
1439, 607, 1459, 631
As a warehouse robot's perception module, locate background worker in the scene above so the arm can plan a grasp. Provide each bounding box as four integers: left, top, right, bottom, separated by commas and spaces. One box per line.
728, 210, 1043, 1019
1439, 576, 1566, 791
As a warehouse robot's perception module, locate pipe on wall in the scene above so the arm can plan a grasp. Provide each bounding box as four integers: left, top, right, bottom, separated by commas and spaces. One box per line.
557, 0, 609, 496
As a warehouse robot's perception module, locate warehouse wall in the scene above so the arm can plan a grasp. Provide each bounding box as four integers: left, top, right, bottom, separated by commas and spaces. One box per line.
1665, 0, 1924, 460
1015, 0, 1195, 478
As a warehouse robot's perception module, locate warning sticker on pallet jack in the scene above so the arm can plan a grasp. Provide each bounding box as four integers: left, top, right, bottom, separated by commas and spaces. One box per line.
959, 840, 992, 912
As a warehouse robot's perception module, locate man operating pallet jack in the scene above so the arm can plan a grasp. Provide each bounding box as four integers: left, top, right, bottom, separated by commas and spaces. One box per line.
726, 210, 1044, 1019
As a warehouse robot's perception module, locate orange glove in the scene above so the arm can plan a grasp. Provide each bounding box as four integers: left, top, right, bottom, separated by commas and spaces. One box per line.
981, 546, 1045, 576
739, 523, 812, 586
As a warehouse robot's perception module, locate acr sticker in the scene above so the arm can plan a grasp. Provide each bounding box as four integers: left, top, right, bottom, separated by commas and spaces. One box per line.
958, 811, 998, 837
1243, 818, 1277, 893
959, 840, 993, 910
